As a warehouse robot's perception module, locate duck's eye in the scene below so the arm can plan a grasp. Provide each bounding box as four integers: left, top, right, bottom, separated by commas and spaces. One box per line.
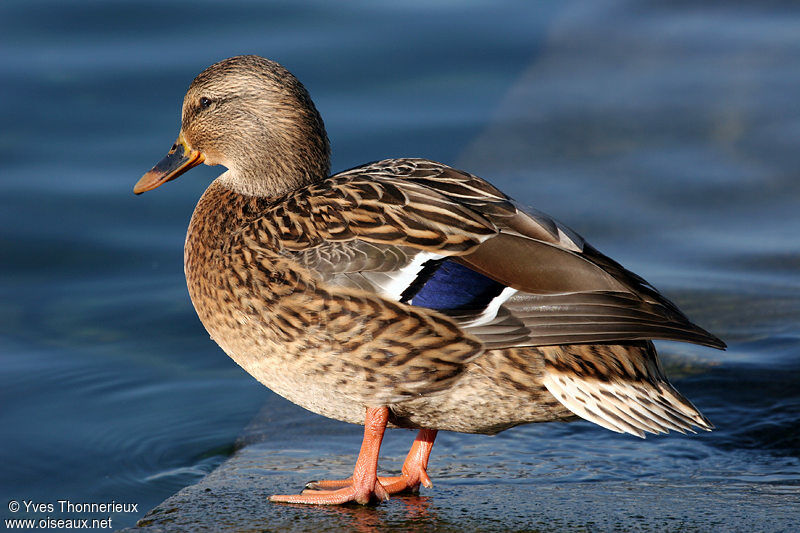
199, 97, 212, 109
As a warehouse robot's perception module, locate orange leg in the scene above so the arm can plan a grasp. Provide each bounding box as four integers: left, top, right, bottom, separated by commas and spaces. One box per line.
270, 406, 391, 505
305, 428, 438, 496
377, 428, 437, 494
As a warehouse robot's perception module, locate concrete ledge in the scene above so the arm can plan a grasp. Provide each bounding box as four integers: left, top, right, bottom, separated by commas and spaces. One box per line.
122, 402, 797, 532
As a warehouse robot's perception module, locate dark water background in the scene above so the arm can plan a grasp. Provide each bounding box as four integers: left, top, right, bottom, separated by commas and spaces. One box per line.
1, 0, 799, 530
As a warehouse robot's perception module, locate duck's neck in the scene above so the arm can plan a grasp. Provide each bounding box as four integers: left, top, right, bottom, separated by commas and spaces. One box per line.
219, 108, 331, 198
218, 157, 330, 198
216, 167, 322, 198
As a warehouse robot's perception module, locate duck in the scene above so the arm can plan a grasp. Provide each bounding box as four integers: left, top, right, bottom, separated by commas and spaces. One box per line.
134, 55, 725, 505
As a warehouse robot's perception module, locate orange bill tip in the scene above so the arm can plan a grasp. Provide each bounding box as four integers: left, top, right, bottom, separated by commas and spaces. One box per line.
134, 135, 204, 194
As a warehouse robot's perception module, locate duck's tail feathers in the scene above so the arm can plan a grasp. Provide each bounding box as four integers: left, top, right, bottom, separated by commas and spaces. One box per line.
540, 342, 713, 438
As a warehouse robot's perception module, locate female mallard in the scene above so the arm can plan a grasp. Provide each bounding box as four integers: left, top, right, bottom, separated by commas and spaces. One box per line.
134, 55, 724, 505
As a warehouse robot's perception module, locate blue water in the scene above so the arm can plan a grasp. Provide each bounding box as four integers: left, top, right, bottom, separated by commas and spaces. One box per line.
1, 1, 799, 530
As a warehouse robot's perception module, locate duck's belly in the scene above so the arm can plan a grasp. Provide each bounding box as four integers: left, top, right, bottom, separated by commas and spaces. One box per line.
190, 276, 574, 433
202, 300, 573, 434
194, 299, 369, 426
214, 330, 574, 434
230, 345, 371, 426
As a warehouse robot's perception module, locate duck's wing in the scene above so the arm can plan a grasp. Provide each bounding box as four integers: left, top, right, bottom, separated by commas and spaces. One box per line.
248, 158, 724, 350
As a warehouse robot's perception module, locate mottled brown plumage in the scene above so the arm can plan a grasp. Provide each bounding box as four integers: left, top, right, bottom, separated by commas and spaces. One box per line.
135, 55, 724, 505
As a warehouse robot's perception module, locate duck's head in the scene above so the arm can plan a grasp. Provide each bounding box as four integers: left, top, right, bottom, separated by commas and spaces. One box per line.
134, 55, 330, 197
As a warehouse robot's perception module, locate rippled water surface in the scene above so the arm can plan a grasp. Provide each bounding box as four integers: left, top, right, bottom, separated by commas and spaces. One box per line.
2, 0, 799, 530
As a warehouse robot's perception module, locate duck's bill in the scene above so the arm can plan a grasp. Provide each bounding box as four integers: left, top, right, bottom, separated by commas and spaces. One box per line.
134, 135, 205, 194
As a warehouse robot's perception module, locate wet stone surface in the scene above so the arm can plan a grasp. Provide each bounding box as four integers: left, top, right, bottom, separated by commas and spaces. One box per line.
124, 436, 798, 532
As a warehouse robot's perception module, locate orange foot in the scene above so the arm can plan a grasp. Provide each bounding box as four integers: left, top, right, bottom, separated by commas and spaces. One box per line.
270, 406, 391, 505
303, 428, 438, 497
270, 411, 439, 506
270, 477, 390, 505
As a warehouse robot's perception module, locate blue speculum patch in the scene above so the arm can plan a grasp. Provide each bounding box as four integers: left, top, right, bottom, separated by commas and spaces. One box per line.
410, 260, 506, 311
